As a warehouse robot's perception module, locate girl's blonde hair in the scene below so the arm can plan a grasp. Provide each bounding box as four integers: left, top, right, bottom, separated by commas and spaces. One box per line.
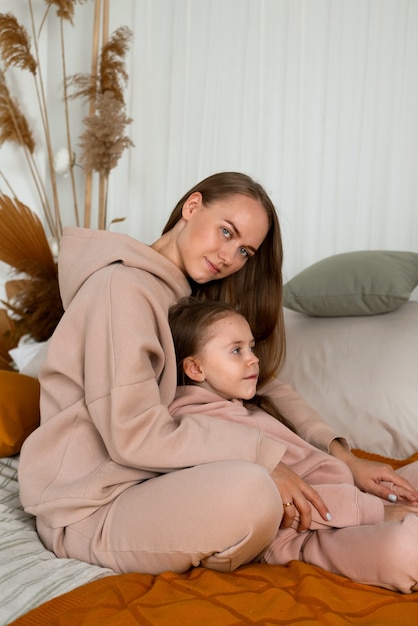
163, 171, 285, 383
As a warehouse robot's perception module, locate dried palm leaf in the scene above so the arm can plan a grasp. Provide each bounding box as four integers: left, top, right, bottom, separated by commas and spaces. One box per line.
0, 13, 37, 73
5, 273, 64, 343
0, 70, 35, 152
0, 194, 56, 276
5, 278, 29, 301
0, 195, 64, 341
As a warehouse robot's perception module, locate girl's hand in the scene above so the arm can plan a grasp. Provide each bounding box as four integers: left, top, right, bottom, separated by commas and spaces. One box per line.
329, 439, 418, 503
348, 455, 418, 502
270, 462, 332, 532
384, 503, 418, 522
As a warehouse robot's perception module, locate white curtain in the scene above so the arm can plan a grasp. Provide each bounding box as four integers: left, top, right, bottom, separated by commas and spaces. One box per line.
1, 0, 417, 281
110, 0, 418, 280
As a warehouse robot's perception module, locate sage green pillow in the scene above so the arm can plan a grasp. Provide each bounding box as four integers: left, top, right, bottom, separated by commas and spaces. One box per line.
283, 250, 418, 316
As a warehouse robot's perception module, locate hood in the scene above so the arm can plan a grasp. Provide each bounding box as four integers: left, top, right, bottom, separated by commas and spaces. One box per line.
58, 227, 189, 310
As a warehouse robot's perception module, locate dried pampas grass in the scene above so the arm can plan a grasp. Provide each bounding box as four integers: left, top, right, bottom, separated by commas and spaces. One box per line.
67, 26, 132, 104
0, 9, 62, 239
79, 91, 133, 175
0, 71, 35, 152
68, 21, 133, 229
0, 13, 37, 74
99, 25, 132, 103
67, 24, 134, 172
0, 3, 133, 342
45, 0, 88, 25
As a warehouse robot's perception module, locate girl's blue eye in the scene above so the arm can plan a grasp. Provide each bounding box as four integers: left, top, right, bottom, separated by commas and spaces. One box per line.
239, 247, 249, 258
221, 227, 232, 238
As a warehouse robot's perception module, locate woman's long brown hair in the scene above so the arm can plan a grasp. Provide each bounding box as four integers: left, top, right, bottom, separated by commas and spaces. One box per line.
162, 172, 285, 384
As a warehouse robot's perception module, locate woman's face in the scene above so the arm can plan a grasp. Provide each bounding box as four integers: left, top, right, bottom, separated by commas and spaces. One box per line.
175, 192, 269, 283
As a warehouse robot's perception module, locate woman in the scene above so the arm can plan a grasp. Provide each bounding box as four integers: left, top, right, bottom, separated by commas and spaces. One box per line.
18, 172, 418, 576
168, 297, 418, 592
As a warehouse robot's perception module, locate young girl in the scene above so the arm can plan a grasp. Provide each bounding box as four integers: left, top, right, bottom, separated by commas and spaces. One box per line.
169, 297, 418, 593
18, 172, 417, 577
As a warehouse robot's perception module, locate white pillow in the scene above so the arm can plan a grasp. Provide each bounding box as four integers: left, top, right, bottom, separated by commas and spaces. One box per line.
280, 302, 418, 459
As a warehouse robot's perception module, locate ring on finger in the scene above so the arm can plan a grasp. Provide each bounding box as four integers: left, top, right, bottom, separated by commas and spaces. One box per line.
283, 501, 294, 508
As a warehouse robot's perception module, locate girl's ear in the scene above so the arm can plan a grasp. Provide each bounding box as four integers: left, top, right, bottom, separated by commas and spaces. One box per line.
181, 192, 203, 221
183, 356, 205, 382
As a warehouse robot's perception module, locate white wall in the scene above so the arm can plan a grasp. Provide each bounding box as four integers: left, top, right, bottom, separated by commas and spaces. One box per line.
1, 0, 417, 284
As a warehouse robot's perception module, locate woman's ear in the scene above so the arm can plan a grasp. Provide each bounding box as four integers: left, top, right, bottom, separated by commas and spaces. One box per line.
183, 356, 205, 382
181, 192, 203, 221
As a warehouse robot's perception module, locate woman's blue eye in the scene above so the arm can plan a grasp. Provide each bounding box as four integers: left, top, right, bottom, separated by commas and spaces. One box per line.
220, 227, 249, 258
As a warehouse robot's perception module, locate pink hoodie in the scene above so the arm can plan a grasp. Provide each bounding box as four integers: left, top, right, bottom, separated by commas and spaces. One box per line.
170, 386, 384, 528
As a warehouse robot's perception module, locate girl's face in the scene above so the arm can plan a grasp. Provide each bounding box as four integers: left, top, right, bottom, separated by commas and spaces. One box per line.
186, 312, 259, 400
175, 192, 269, 284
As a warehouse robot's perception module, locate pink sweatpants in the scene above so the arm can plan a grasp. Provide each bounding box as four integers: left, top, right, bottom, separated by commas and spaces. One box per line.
260, 462, 418, 593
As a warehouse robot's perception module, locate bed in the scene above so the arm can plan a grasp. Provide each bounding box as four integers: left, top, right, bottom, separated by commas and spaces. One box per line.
1, 250, 418, 625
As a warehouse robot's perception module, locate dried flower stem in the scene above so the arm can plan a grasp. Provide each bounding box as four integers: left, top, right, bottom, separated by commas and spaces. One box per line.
59, 16, 80, 226
0, 73, 55, 233
4, 97, 53, 231
98, 0, 109, 230
27, 0, 62, 239
102, 0, 109, 48
83, 0, 102, 228
0, 170, 14, 196
98, 174, 107, 230
14, 151, 55, 235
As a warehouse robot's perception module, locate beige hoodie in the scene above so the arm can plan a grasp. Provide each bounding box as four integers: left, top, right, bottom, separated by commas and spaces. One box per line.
19, 228, 286, 528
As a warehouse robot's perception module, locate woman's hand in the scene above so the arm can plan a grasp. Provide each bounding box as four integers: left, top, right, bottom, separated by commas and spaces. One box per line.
329, 439, 418, 503
270, 462, 332, 532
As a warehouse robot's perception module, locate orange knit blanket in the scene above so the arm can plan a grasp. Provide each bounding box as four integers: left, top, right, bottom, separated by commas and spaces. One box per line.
11, 451, 418, 626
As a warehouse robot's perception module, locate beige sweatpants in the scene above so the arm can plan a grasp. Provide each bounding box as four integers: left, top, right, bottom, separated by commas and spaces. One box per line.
38, 461, 283, 576
260, 462, 418, 593
38, 460, 418, 593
